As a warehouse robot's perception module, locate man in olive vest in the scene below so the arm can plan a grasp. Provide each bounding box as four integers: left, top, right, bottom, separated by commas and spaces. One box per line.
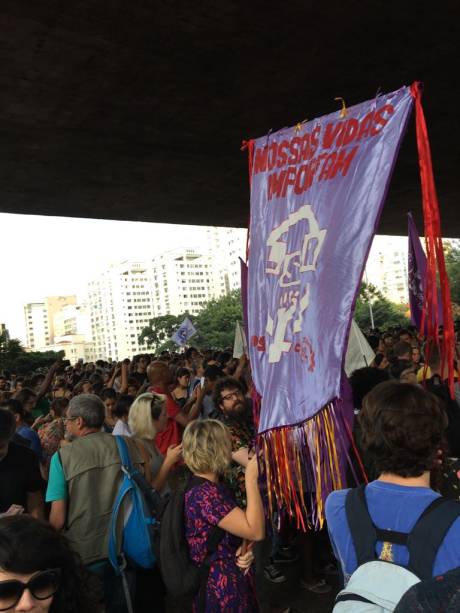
46, 393, 143, 612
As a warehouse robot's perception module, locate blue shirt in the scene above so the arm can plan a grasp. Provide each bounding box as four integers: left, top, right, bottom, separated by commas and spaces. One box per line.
326, 481, 460, 585
46, 452, 68, 502
17, 425, 42, 461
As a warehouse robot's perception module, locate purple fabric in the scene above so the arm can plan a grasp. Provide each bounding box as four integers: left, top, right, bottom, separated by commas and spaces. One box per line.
248, 86, 414, 433
408, 212, 443, 330
185, 480, 258, 613
408, 213, 427, 329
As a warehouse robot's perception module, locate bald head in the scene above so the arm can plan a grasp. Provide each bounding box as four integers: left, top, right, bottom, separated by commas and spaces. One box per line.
147, 361, 171, 386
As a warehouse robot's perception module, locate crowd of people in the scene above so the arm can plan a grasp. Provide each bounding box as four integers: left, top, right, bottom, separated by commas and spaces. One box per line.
0, 323, 459, 612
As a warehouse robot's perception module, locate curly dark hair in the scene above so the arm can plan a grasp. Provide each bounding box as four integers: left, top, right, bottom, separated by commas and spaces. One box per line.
359, 380, 447, 478
348, 367, 390, 410
0, 515, 100, 612
212, 376, 244, 409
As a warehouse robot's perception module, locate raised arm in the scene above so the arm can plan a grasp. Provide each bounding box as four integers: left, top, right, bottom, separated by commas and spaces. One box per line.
218, 455, 265, 541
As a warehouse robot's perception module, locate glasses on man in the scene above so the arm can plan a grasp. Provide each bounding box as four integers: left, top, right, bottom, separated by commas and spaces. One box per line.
221, 391, 243, 402
0, 569, 61, 610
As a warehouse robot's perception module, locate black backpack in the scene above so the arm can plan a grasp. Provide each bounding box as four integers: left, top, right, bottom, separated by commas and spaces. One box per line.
158, 477, 224, 612
334, 485, 460, 611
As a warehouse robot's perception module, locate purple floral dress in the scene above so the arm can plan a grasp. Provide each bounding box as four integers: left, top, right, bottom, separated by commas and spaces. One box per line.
185, 480, 259, 613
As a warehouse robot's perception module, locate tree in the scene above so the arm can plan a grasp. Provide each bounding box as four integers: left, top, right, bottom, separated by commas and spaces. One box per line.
138, 290, 243, 352
445, 243, 460, 305
193, 290, 243, 349
138, 313, 185, 352
0, 332, 63, 375
354, 281, 410, 330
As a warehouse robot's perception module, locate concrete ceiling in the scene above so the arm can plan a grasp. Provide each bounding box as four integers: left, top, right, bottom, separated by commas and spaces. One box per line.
0, 1, 459, 235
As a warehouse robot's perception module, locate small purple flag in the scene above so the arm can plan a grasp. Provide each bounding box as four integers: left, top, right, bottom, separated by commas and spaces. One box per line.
408, 213, 427, 329
408, 213, 443, 330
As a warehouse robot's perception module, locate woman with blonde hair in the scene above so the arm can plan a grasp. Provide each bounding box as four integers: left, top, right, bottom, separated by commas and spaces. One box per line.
128, 392, 182, 492
182, 419, 264, 612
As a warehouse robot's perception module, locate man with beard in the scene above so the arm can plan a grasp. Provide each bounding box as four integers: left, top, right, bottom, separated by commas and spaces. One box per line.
212, 376, 255, 508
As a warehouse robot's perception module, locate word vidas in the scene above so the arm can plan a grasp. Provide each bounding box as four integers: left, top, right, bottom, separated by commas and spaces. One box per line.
253, 104, 396, 200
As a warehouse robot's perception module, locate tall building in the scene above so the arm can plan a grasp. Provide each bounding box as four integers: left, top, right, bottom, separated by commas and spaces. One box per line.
44, 296, 77, 342
24, 295, 93, 358
204, 227, 246, 293
366, 236, 409, 304
150, 248, 222, 317
46, 303, 95, 362
24, 302, 50, 350
87, 260, 155, 360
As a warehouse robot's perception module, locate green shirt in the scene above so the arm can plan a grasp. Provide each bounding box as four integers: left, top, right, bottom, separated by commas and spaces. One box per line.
46, 452, 68, 502
32, 397, 50, 420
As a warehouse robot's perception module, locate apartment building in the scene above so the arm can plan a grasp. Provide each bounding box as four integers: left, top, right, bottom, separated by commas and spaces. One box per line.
87, 260, 155, 360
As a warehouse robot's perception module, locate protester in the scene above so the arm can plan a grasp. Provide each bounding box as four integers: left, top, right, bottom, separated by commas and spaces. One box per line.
171, 367, 191, 408
326, 381, 460, 588
212, 377, 255, 507
13, 388, 39, 424
0, 408, 44, 520
389, 359, 418, 384
128, 392, 182, 492
2, 398, 43, 459
130, 355, 148, 387
46, 394, 144, 612
100, 387, 118, 432
182, 419, 264, 612
201, 364, 225, 418
411, 345, 424, 370
35, 398, 69, 480
147, 361, 201, 455
112, 394, 134, 436
0, 515, 100, 612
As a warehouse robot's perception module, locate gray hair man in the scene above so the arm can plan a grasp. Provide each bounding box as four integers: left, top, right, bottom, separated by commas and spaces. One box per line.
46, 394, 143, 608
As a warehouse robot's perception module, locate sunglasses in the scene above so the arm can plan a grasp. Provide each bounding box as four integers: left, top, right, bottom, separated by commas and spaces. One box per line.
0, 568, 61, 610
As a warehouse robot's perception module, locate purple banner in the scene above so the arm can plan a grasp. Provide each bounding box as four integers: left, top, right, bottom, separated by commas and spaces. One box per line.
408, 213, 427, 329
248, 86, 413, 434
408, 212, 443, 331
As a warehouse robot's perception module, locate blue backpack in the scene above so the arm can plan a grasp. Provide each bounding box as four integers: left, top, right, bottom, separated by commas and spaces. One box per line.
108, 436, 162, 576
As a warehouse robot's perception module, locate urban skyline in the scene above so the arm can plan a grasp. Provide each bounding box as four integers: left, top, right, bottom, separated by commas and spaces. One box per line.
21, 228, 246, 359
3, 212, 453, 351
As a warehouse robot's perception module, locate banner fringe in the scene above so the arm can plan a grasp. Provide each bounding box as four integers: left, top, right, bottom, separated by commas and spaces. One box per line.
257, 400, 366, 530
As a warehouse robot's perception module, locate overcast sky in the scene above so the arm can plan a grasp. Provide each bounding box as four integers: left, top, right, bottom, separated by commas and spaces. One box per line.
0, 212, 243, 342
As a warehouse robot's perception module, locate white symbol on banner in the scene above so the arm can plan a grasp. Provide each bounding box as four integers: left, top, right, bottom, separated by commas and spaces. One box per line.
264, 204, 326, 364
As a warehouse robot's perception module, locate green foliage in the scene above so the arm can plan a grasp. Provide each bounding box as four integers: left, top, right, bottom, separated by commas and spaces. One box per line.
445, 243, 460, 305
138, 314, 185, 352
193, 290, 243, 349
0, 331, 63, 374
138, 290, 243, 351
354, 281, 410, 330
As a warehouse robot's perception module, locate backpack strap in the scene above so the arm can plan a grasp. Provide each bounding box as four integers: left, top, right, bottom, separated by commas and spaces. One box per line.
407, 497, 460, 580
345, 486, 413, 562
197, 526, 225, 613
114, 435, 134, 472
345, 485, 378, 565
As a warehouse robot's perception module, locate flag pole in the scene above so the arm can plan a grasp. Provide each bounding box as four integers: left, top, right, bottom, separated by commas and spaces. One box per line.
364, 271, 375, 330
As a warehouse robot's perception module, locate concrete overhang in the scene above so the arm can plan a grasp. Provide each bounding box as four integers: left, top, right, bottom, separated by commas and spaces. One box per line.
0, 1, 458, 235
